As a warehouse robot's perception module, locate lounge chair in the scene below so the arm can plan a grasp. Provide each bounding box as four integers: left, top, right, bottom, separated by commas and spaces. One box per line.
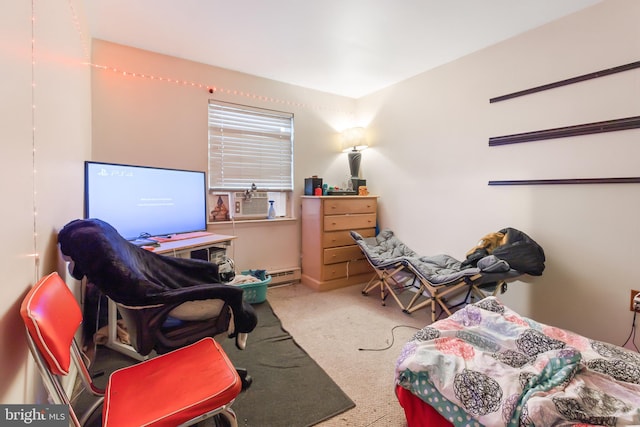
352, 228, 544, 321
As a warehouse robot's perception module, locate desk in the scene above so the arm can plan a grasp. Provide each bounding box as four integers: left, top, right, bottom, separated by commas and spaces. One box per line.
151, 233, 237, 261
106, 233, 236, 360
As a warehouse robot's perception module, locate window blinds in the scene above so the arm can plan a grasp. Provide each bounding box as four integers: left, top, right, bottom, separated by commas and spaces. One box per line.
208, 100, 294, 191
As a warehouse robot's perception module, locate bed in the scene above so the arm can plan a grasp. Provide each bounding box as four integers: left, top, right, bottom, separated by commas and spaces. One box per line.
395, 297, 640, 426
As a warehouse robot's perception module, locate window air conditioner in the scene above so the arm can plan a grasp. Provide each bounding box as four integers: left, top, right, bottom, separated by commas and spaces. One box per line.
231, 192, 269, 219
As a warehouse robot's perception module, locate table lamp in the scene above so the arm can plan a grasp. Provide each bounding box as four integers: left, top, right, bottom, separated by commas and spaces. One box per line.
341, 127, 368, 182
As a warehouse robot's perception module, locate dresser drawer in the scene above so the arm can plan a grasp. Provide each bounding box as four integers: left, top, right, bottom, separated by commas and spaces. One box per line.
324, 213, 376, 231
322, 258, 372, 280
322, 228, 375, 248
323, 245, 364, 265
323, 198, 377, 215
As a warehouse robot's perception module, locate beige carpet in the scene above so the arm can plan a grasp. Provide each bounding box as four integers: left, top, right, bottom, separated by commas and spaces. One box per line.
265, 282, 434, 427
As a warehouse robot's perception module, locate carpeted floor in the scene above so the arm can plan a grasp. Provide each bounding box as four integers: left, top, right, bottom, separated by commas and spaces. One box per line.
213, 301, 355, 427
265, 283, 435, 426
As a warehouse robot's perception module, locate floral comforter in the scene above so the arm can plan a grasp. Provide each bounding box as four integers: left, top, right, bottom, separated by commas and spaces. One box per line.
395, 297, 640, 426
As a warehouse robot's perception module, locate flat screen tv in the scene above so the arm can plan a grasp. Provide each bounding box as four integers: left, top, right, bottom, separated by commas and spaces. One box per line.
84, 161, 207, 240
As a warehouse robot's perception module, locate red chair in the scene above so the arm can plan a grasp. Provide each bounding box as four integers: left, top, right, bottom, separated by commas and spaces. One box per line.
20, 272, 242, 427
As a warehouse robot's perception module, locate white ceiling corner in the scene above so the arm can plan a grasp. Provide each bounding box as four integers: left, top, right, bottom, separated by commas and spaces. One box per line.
84, 0, 602, 98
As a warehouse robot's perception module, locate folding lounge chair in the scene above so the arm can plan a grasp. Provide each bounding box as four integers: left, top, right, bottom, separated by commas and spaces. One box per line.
401, 254, 523, 320
353, 229, 419, 310
353, 229, 506, 320
353, 228, 542, 321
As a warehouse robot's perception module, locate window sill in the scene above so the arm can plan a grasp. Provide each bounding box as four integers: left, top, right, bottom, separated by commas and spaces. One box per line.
207, 217, 297, 226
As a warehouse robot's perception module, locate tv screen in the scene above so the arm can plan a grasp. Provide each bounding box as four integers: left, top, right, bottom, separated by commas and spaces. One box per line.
84, 161, 207, 240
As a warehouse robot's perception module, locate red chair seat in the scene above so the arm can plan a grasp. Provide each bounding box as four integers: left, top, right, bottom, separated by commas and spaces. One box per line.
103, 338, 241, 427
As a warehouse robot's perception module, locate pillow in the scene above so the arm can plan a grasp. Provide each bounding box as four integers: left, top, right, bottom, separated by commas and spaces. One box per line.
169, 299, 225, 321
477, 255, 510, 273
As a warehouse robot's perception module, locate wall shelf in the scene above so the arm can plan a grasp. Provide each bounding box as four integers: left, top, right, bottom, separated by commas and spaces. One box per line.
488, 116, 640, 146
490, 60, 640, 103
488, 61, 640, 186
488, 177, 640, 186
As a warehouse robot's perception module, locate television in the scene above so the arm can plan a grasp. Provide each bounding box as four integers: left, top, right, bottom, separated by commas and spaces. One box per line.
84, 161, 207, 240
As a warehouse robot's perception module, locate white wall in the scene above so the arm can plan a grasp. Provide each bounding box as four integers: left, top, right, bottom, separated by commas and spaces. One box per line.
357, 0, 640, 345
90, 40, 356, 274
0, 0, 91, 404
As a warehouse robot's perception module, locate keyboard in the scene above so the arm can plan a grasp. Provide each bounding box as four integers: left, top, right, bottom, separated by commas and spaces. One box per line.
130, 238, 160, 247
150, 231, 213, 243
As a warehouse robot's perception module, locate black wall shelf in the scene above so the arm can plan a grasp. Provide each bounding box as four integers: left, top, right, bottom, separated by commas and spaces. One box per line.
488, 61, 640, 187
490, 60, 640, 103
488, 116, 640, 146
488, 177, 640, 186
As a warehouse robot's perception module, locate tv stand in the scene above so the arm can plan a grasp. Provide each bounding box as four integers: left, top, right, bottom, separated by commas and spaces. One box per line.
106, 233, 237, 360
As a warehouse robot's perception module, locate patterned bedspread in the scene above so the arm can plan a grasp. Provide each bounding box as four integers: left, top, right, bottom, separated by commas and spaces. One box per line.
395, 297, 640, 426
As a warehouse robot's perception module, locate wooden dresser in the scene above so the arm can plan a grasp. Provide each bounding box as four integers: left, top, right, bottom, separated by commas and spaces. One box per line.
301, 195, 378, 291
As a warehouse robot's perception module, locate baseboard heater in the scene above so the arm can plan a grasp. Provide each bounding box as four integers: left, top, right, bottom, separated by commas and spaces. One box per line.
267, 267, 301, 285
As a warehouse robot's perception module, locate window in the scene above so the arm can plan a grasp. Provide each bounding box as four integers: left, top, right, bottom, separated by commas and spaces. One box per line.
208, 100, 294, 192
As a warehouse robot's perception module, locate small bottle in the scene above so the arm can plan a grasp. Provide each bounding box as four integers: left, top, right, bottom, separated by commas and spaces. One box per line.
267, 200, 276, 219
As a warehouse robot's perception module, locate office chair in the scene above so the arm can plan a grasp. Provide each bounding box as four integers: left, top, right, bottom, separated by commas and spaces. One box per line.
57, 218, 257, 388
21, 272, 243, 427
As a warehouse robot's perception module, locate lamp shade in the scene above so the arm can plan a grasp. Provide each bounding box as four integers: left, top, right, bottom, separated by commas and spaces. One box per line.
341, 127, 368, 152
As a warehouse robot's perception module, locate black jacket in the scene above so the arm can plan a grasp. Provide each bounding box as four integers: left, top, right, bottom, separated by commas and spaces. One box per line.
57, 218, 257, 334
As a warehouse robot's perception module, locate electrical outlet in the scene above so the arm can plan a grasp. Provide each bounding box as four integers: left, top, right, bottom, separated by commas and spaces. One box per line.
630, 289, 640, 312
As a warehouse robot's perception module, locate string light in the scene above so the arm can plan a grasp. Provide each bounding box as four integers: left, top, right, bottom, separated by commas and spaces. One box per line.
68, 0, 351, 112
67, 0, 90, 61
25, 0, 91, 281
31, 0, 40, 278
88, 62, 350, 114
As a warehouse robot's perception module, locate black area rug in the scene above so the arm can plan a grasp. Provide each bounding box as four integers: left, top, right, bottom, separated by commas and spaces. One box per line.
74, 300, 354, 427
213, 300, 355, 427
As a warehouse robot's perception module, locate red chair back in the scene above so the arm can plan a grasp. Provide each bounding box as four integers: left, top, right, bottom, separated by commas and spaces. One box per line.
20, 272, 82, 375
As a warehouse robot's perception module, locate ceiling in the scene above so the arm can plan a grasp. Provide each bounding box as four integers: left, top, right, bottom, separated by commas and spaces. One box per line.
84, 0, 602, 98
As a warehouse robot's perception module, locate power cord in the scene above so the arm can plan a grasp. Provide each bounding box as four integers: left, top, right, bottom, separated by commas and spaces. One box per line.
358, 325, 421, 352
621, 310, 640, 352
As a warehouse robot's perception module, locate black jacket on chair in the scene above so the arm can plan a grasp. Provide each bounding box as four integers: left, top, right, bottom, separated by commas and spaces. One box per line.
58, 218, 257, 355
